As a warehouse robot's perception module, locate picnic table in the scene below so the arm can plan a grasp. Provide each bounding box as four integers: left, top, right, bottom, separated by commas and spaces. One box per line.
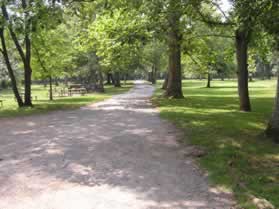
68, 84, 87, 96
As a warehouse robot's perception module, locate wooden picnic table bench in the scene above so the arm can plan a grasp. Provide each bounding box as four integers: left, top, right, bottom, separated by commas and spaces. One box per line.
68, 84, 87, 96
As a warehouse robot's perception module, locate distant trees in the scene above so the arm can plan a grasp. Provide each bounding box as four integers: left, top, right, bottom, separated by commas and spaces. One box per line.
32, 24, 75, 100
181, 20, 235, 87
87, 8, 148, 88
143, 41, 167, 84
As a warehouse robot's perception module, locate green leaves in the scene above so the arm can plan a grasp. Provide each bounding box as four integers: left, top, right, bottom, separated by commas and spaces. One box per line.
87, 8, 149, 72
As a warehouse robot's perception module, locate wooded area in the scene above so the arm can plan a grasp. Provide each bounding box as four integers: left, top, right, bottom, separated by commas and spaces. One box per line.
0, 1, 278, 208
1, 0, 278, 140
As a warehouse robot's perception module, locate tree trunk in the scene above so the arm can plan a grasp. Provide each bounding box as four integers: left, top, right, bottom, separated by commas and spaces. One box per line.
1, 3, 32, 107
124, 73, 128, 84
23, 0, 32, 106
235, 29, 251, 112
151, 65, 157, 85
24, 62, 32, 106
266, 64, 272, 80
106, 73, 113, 85
165, 7, 183, 98
266, 73, 279, 143
0, 28, 24, 107
111, 74, 115, 85
114, 72, 121, 87
207, 72, 211, 88
148, 72, 152, 82
98, 69, 105, 92
162, 73, 168, 90
49, 76, 53, 101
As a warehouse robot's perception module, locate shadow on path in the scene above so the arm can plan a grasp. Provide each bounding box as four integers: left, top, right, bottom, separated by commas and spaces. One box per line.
0, 82, 234, 209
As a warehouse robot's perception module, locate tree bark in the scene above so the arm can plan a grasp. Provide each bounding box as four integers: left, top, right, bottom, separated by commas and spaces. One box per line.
266, 73, 279, 143
0, 28, 24, 107
165, 6, 183, 98
235, 29, 251, 111
49, 76, 53, 101
22, 0, 32, 106
207, 72, 211, 88
24, 53, 32, 106
114, 72, 121, 87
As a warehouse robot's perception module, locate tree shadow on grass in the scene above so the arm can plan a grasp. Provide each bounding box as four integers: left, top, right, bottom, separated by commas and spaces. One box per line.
155, 94, 279, 208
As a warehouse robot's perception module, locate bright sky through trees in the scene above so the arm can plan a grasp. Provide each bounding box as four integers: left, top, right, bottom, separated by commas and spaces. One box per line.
220, 0, 232, 13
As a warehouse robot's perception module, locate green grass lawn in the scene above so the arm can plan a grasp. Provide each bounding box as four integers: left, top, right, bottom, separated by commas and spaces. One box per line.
0, 83, 133, 118
153, 79, 279, 209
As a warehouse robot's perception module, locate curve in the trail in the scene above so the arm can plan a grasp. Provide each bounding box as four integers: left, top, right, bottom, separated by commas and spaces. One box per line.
0, 81, 234, 209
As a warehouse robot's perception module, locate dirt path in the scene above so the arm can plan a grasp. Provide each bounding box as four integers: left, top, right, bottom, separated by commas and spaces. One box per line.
0, 81, 234, 209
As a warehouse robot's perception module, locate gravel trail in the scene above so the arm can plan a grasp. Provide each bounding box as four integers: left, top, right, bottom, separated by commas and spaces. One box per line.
0, 81, 234, 209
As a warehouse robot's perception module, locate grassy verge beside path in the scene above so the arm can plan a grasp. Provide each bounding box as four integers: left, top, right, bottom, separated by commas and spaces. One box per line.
152, 79, 279, 209
0, 83, 133, 118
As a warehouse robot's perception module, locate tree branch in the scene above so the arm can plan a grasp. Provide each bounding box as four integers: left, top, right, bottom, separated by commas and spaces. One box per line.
194, 6, 235, 27
211, 0, 230, 21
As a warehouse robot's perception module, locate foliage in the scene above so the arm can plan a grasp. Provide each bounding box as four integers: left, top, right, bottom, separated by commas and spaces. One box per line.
32, 24, 76, 80
87, 9, 149, 74
142, 40, 167, 74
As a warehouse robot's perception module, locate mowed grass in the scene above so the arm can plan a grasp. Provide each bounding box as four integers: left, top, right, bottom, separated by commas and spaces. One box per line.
153, 79, 279, 209
0, 83, 133, 118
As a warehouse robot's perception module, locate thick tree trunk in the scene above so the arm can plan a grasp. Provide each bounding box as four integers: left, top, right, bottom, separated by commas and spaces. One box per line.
114, 72, 121, 87
266, 73, 279, 143
49, 76, 53, 101
0, 28, 24, 107
165, 5, 183, 98
236, 29, 251, 112
207, 72, 211, 88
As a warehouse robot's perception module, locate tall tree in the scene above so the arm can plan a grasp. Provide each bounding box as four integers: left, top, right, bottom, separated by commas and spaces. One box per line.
195, 0, 271, 111
1, 0, 62, 106
261, 0, 279, 142
0, 28, 24, 107
165, 0, 184, 98
1, 1, 33, 106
